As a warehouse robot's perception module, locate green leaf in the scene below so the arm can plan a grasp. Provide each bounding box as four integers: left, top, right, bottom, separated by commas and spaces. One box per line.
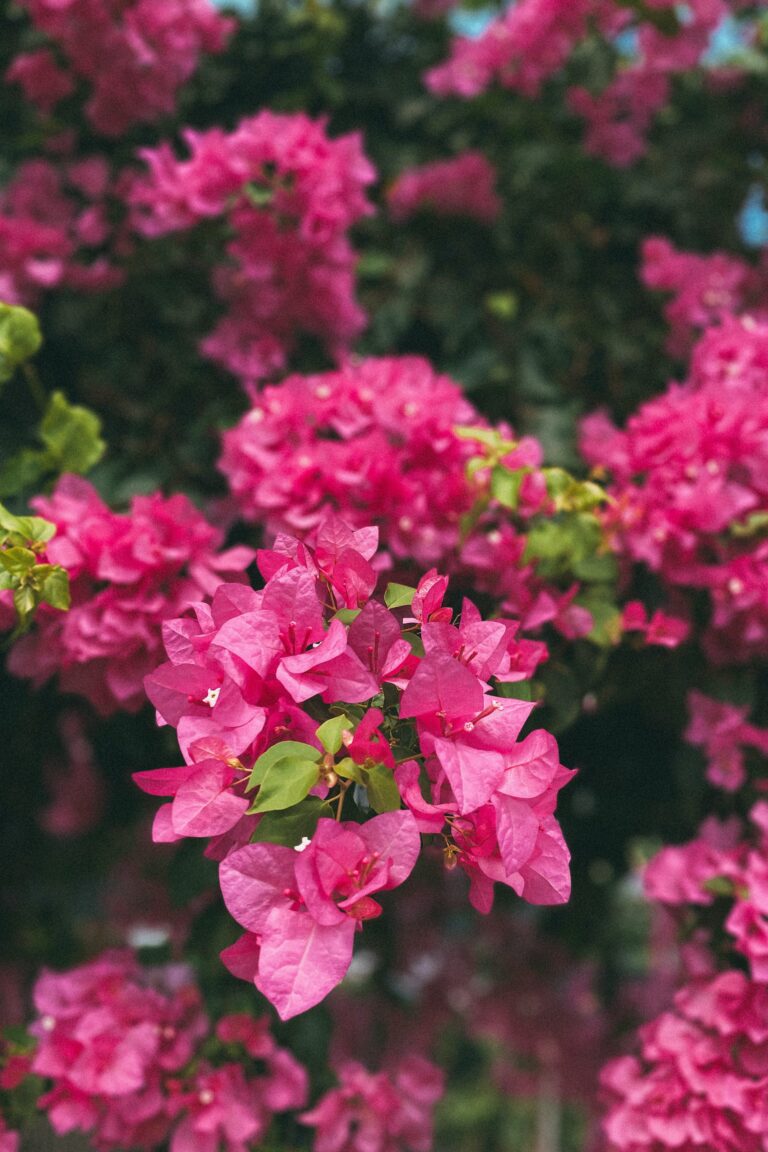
0, 547, 36, 577
334, 756, 363, 783
490, 465, 527, 510
251, 797, 329, 847
0, 448, 48, 498
244, 182, 274, 208
38, 566, 70, 611
454, 425, 500, 446
246, 740, 320, 791
363, 763, 401, 813
13, 584, 36, 625
334, 607, 361, 624
732, 511, 768, 538
0, 504, 57, 547
40, 391, 106, 474
0, 303, 42, 383
485, 291, 518, 320
572, 552, 618, 583
495, 681, 535, 702
702, 875, 735, 897
316, 714, 352, 755
384, 582, 415, 609
249, 756, 321, 814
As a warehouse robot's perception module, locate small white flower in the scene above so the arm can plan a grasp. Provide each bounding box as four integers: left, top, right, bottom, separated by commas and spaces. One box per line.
294, 836, 313, 853
203, 687, 221, 708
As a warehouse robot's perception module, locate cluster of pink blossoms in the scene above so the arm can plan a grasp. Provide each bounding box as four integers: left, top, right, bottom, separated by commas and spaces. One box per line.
640, 237, 768, 357
25, 951, 307, 1151
568, 0, 733, 167
426, 0, 751, 167
6, 475, 254, 714
135, 516, 573, 1019
219, 355, 599, 645
129, 113, 375, 390
685, 691, 768, 794
425, 0, 611, 99
602, 790, 768, 1146
602, 968, 768, 1151
8, 0, 234, 136
387, 151, 501, 224
0, 155, 122, 306
645, 801, 768, 987
302, 1057, 443, 1152
12, 949, 445, 1152
219, 356, 482, 566
580, 314, 768, 664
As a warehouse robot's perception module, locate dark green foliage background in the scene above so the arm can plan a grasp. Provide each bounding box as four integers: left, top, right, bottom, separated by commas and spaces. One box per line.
2, 2, 768, 1147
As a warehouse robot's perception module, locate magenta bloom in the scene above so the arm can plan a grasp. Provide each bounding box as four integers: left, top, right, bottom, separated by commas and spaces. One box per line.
580, 314, 768, 664
10, 0, 233, 135
130, 113, 375, 388
301, 1056, 444, 1152
602, 969, 768, 1151
7, 475, 254, 713
137, 518, 573, 1017
219, 812, 421, 1019
0, 157, 121, 306
388, 151, 501, 223
220, 356, 483, 566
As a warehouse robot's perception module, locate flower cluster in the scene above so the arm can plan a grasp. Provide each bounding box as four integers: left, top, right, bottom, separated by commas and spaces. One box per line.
601, 968, 768, 1151
301, 1056, 444, 1152
580, 313, 768, 664
645, 802, 768, 986
426, 0, 754, 167
136, 516, 573, 1018
568, 0, 731, 167
0, 156, 121, 306
26, 951, 308, 1151
220, 358, 617, 647
567, 69, 671, 170
6, 475, 254, 714
387, 152, 501, 224
219, 356, 483, 566
129, 113, 375, 389
685, 691, 768, 794
9, 0, 234, 136
640, 237, 767, 357
425, 0, 600, 99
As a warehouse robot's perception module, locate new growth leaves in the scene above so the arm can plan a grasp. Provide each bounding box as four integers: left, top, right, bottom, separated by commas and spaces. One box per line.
0, 303, 105, 498
0, 502, 69, 631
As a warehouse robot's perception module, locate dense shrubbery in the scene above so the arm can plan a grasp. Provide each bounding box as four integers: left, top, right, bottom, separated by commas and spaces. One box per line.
2, 1, 768, 1149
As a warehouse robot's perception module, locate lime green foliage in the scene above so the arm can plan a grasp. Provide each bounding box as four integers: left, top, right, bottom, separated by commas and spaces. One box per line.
461, 427, 621, 648
246, 740, 322, 814
0, 303, 41, 385
0, 501, 70, 632
0, 391, 106, 498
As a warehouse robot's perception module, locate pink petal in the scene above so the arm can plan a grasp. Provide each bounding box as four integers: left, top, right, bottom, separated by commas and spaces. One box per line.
433, 736, 505, 814
495, 730, 560, 799
220, 933, 261, 982
171, 761, 249, 837
256, 908, 355, 1020
357, 810, 421, 887
219, 843, 296, 933
492, 794, 540, 874
400, 652, 484, 720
